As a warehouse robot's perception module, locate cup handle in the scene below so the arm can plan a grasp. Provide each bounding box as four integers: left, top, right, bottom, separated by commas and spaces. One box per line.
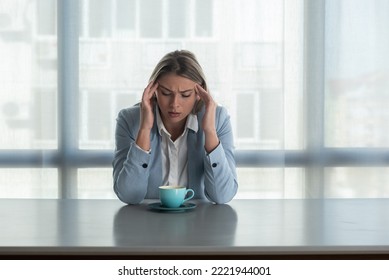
183, 189, 195, 203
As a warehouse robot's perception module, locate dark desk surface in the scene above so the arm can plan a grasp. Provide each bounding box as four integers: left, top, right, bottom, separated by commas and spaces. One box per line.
1, 199, 389, 257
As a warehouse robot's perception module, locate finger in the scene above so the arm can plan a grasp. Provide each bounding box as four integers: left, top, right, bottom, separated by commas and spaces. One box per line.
144, 80, 154, 92
194, 85, 199, 98
195, 84, 207, 93
144, 81, 158, 99
195, 84, 212, 103
150, 82, 159, 94
195, 84, 205, 97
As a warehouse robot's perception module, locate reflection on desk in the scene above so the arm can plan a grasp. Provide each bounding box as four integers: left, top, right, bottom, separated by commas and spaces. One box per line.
114, 202, 237, 246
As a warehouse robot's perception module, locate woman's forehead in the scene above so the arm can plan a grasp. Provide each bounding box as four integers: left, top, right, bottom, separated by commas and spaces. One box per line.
158, 73, 196, 91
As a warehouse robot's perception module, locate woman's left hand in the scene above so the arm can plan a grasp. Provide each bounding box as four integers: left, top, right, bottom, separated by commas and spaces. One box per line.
195, 84, 219, 153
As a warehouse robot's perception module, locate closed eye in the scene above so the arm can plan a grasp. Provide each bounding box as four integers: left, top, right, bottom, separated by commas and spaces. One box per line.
158, 84, 193, 98
181, 92, 193, 98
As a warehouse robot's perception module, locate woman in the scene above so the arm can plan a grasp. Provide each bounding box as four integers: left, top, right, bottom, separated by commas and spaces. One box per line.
113, 50, 238, 204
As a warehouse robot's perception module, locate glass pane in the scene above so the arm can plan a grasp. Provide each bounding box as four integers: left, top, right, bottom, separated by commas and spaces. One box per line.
260, 90, 283, 142
325, 167, 389, 198
88, 0, 112, 37
325, 0, 389, 147
78, 168, 116, 199
33, 89, 57, 146
86, 91, 111, 142
195, 0, 213, 37
116, 0, 136, 33
0, 0, 58, 149
37, 0, 57, 35
0, 168, 58, 198
229, 0, 303, 150
79, 90, 113, 149
236, 93, 255, 139
236, 168, 305, 199
168, 0, 188, 38
140, 0, 162, 38
115, 92, 140, 113
234, 0, 283, 41
236, 43, 282, 70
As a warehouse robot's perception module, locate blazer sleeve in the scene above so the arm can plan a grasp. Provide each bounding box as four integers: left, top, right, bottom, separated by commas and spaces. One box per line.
112, 107, 150, 204
203, 106, 238, 204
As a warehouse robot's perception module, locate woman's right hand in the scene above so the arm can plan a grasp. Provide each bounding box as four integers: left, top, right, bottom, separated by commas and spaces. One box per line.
136, 81, 158, 151
139, 81, 159, 131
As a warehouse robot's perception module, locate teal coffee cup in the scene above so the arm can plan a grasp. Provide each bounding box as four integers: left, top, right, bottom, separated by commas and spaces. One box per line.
159, 186, 195, 208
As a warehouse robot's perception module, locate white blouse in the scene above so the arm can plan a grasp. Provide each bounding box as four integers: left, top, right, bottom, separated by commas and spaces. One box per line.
156, 108, 198, 187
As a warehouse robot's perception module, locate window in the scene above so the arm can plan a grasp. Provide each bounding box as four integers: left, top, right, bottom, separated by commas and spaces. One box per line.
1, 0, 389, 199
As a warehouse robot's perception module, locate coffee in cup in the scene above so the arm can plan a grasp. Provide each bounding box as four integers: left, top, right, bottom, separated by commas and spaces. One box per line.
159, 186, 195, 208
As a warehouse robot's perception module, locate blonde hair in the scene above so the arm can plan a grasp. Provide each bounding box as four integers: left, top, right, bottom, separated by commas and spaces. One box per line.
149, 50, 207, 113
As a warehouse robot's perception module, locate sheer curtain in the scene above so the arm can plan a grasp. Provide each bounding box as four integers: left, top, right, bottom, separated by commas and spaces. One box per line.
0, 0, 388, 199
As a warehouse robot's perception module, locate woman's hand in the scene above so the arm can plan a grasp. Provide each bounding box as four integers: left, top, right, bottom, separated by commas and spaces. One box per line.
195, 84, 219, 153
140, 81, 159, 130
136, 81, 158, 151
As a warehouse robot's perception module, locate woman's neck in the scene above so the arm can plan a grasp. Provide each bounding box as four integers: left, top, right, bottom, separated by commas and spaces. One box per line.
164, 119, 187, 141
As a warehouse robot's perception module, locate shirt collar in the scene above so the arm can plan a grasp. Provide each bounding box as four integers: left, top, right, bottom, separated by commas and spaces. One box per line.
156, 107, 198, 136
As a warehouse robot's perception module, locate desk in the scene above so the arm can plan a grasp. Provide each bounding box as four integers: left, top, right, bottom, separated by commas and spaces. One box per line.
1, 199, 389, 258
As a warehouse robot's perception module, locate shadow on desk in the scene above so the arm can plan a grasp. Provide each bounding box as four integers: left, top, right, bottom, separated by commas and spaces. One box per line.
113, 202, 238, 247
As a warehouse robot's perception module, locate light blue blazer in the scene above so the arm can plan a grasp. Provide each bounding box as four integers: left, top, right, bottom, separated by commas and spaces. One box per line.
112, 104, 238, 204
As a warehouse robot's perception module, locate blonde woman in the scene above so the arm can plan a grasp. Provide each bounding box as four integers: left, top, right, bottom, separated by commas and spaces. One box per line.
113, 50, 238, 204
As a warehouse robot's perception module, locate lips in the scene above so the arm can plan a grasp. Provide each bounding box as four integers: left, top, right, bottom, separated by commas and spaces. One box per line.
168, 112, 181, 118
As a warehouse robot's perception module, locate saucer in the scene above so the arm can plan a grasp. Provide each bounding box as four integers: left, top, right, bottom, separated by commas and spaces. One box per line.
148, 202, 196, 212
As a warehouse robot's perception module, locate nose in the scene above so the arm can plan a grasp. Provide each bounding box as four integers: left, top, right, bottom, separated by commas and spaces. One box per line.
170, 94, 180, 108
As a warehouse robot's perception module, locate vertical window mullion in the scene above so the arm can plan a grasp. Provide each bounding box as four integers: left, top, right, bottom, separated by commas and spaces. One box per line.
304, 0, 326, 197
57, 0, 79, 198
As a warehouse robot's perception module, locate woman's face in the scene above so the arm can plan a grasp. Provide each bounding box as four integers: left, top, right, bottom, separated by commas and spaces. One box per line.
156, 73, 199, 130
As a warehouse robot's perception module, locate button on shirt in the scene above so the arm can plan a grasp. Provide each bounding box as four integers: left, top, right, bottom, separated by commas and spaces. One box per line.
156, 108, 198, 187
